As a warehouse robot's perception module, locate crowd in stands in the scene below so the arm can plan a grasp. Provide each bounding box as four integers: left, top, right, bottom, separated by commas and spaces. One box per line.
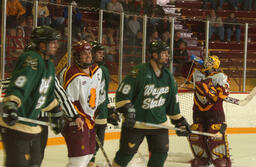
202, 0, 256, 11
1, 0, 254, 75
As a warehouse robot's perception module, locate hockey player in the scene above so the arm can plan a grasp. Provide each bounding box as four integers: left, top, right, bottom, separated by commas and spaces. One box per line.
0, 25, 65, 167
61, 40, 104, 167
112, 40, 191, 167
188, 55, 231, 167
88, 41, 120, 167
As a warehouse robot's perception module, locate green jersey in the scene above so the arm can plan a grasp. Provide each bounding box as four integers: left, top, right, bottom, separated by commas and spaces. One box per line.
97, 64, 110, 119
116, 63, 180, 124
5, 50, 57, 126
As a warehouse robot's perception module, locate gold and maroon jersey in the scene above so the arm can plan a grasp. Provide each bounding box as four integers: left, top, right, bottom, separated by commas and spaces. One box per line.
193, 70, 229, 112
62, 64, 103, 129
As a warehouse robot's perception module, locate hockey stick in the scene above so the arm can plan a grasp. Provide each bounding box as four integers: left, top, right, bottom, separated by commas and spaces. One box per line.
95, 134, 113, 167
1, 113, 57, 127
224, 87, 256, 106
135, 121, 216, 137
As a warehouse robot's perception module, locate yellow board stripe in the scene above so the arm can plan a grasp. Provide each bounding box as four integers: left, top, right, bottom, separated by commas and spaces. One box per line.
0, 128, 256, 150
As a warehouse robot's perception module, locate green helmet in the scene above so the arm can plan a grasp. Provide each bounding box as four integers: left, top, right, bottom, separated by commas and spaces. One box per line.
31, 26, 60, 44
91, 41, 105, 54
149, 40, 169, 54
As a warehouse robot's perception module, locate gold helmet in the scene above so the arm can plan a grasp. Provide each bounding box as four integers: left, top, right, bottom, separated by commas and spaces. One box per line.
204, 55, 220, 71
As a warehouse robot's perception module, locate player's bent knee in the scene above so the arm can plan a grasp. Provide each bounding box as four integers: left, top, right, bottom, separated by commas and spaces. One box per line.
212, 158, 232, 167
148, 152, 167, 167
113, 150, 134, 167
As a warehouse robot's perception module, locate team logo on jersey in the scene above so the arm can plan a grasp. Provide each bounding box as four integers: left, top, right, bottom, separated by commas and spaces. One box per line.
24, 56, 38, 70
142, 84, 169, 109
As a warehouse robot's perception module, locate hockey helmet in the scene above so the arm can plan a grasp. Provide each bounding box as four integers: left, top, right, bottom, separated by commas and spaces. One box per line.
149, 40, 169, 54
31, 26, 60, 44
91, 41, 105, 55
72, 40, 92, 68
204, 55, 220, 71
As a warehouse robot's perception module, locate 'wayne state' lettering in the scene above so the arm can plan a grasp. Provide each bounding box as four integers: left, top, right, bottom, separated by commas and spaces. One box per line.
142, 85, 169, 109
144, 84, 169, 98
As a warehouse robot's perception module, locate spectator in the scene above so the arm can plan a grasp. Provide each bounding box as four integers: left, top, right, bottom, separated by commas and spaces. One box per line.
174, 31, 184, 49
64, 1, 82, 39
242, 0, 253, 10
6, 0, 26, 27
11, 26, 27, 58
174, 41, 189, 63
122, 0, 135, 14
48, 0, 65, 30
104, 28, 117, 62
106, 0, 124, 27
148, 0, 165, 17
225, 12, 241, 42
157, 16, 171, 35
81, 24, 96, 42
127, 15, 141, 40
24, 16, 33, 37
173, 41, 189, 74
218, 0, 239, 10
207, 10, 224, 41
202, 0, 216, 9
161, 31, 170, 44
134, 0, 148, 15
101, 0, 111, 9
107, 0, 124, 12
148, 28, 161, 46
32, 0, 51, 26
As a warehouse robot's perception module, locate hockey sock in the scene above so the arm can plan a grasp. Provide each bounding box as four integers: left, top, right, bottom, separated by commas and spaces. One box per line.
147, 152, 167, 167
114, 150, 134, 167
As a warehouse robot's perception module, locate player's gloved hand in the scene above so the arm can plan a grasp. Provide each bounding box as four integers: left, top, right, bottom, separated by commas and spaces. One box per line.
49, 106, 65, 134
2, 101, 19, 126
107, 107, 120, 126
121, 103, 136, 128
171, 117, 191, 136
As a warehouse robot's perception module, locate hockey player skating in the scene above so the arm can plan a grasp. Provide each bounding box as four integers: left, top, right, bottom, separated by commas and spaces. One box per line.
112, 40, 191, 167
88, 41, 120, 167
188, 55, 232, 167
0, 26, 65, 167
61, 40, 104, 167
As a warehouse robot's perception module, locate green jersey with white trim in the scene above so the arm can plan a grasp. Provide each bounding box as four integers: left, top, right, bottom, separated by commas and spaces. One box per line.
97, 64, 110, 119
5, 50, 56, 126
116, 62, 180, 124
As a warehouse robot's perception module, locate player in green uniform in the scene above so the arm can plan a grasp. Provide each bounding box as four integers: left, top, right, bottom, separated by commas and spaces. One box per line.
112, 40, 191, 167
0, 26, 65, 167
88, 41, 120, 167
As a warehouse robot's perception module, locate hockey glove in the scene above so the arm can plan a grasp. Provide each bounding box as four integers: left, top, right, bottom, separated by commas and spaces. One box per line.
2, 101, 18, 126
107, 107, 120, 126
49, 106, 65, 134
117, 103, 136, 128
171, 117, 191, 136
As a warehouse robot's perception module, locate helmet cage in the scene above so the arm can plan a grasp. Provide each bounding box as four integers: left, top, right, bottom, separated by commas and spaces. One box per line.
204, 55, 220, 71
